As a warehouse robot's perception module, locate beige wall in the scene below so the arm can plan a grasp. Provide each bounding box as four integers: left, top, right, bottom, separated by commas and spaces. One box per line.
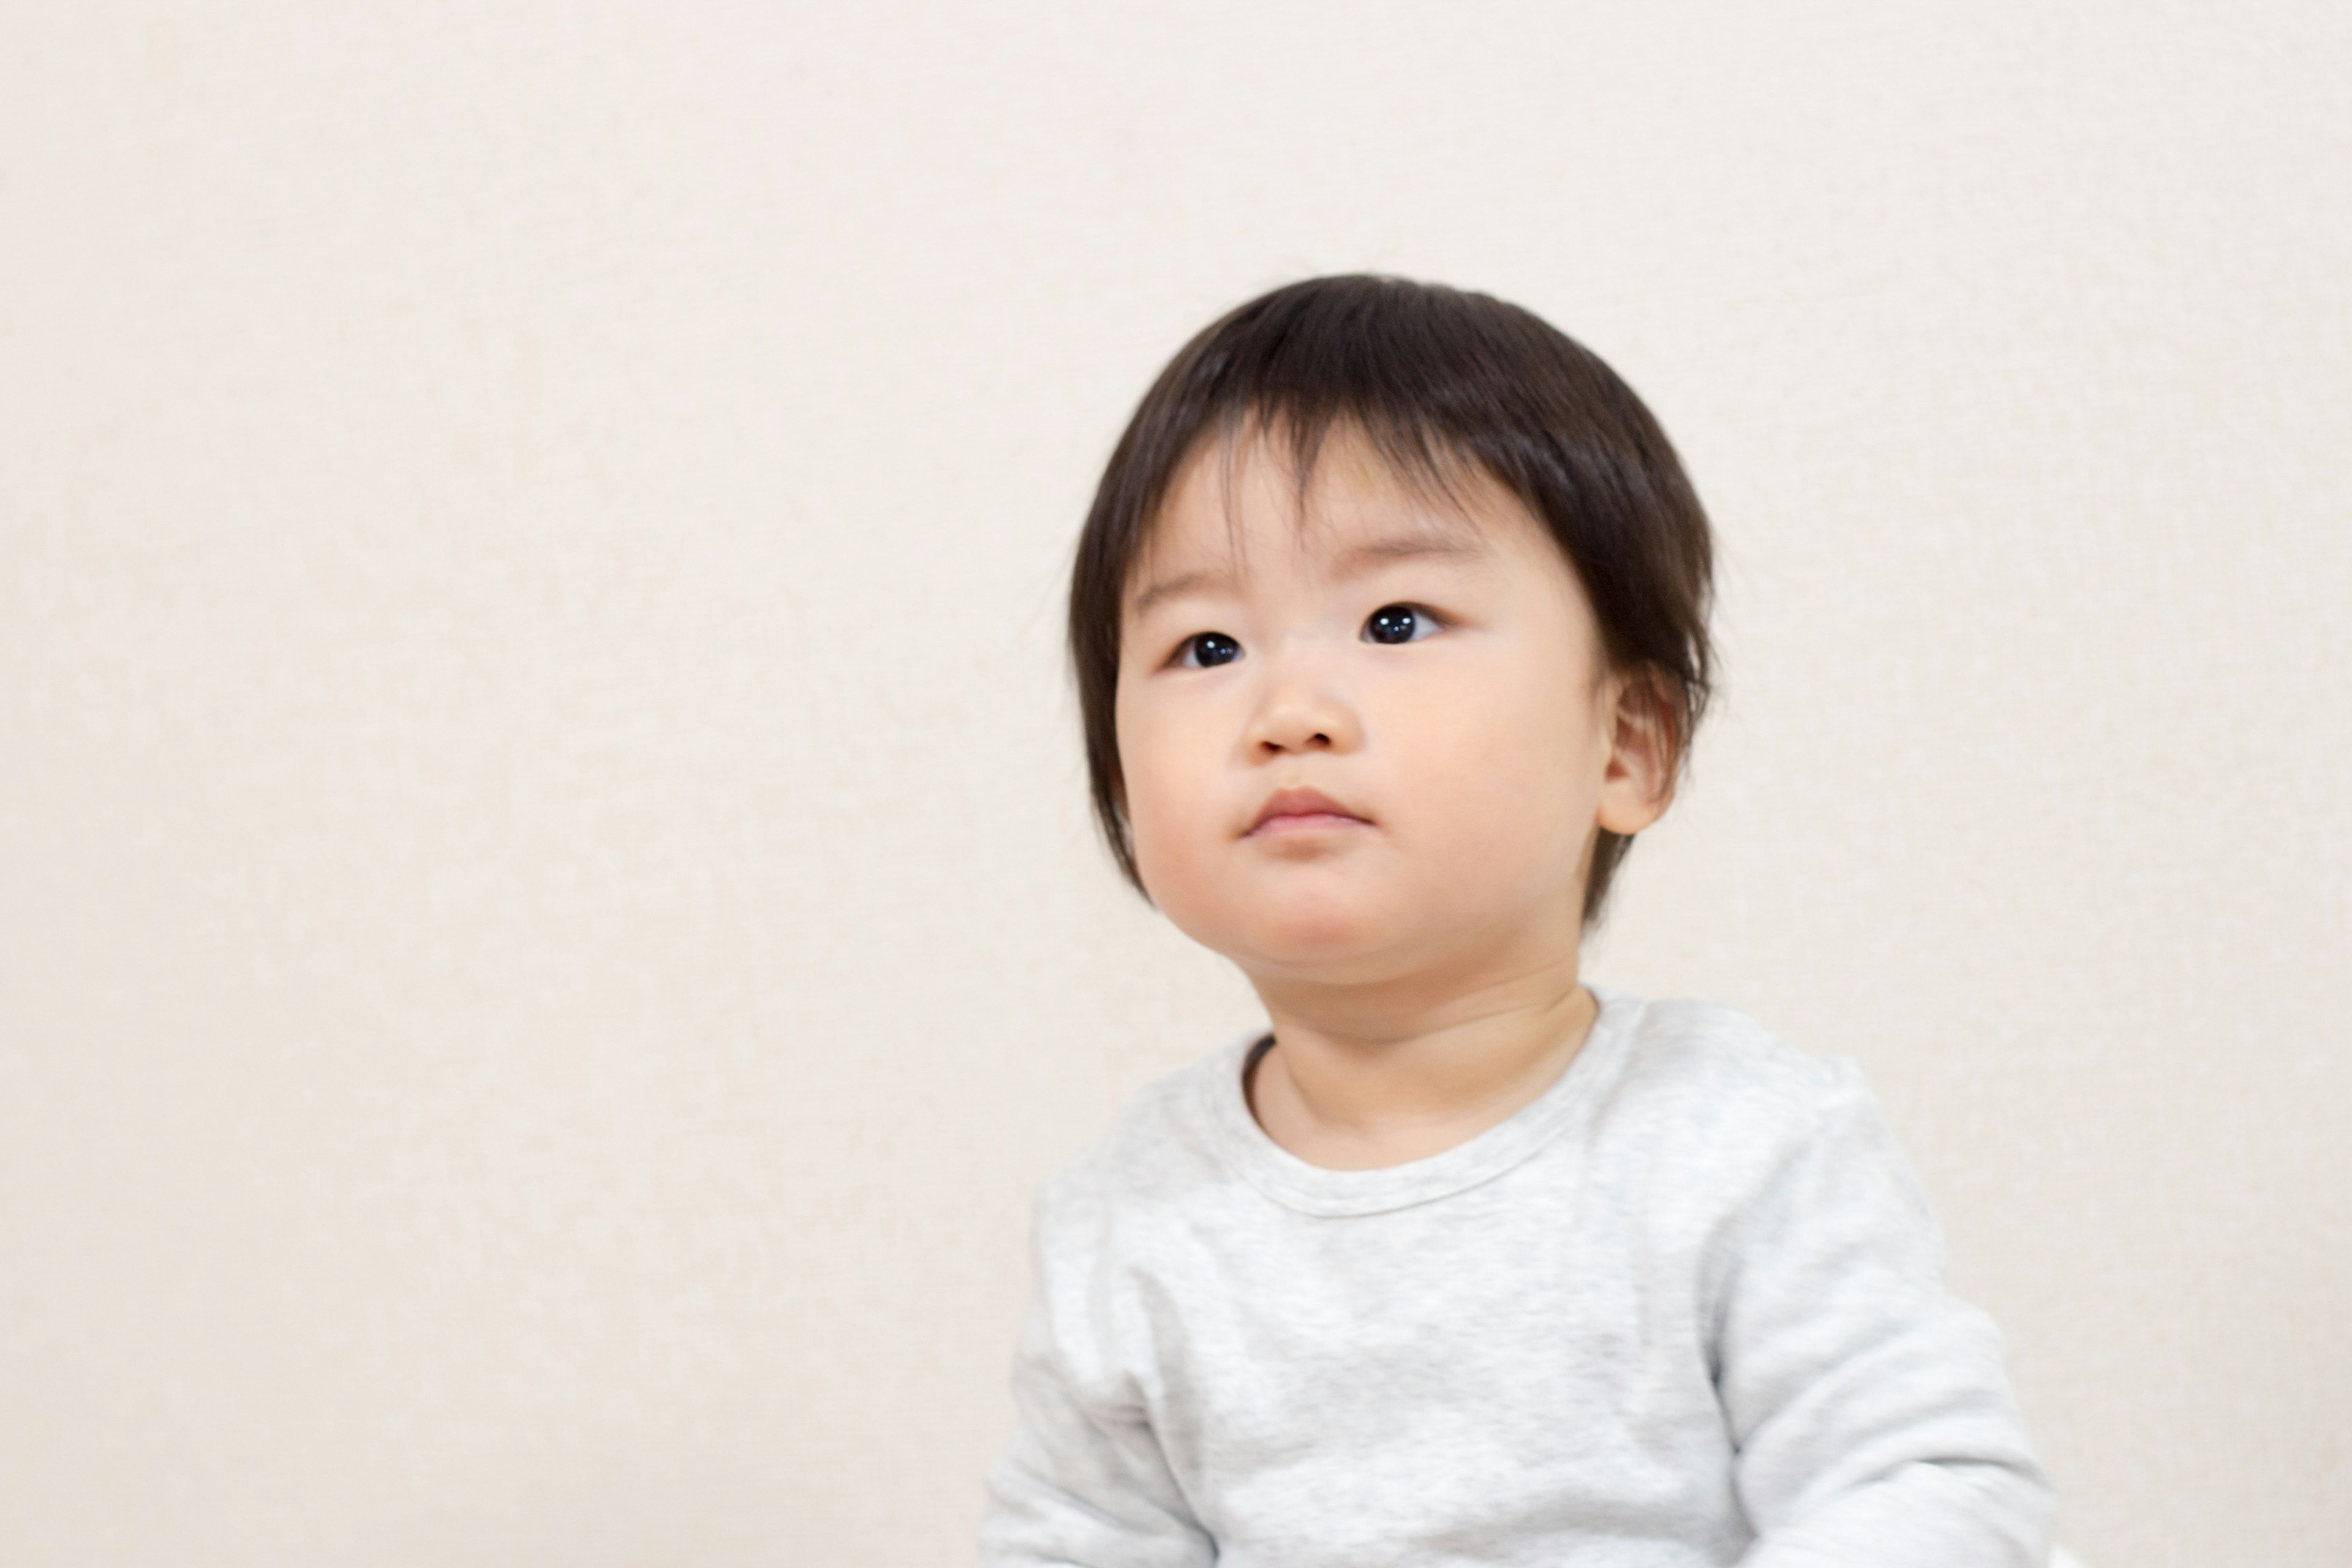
5, 4, 2348, 1564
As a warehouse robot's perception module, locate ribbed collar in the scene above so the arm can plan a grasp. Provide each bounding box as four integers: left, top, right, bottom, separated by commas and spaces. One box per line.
1200, 982, 1643, 1218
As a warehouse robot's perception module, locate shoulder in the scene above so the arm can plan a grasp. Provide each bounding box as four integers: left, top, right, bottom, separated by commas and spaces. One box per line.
1590, 989, 1942, 1260
1609, 992, 1863, 1113
1028, 1035, 1253, 1248
1591, 989, 1878, 1184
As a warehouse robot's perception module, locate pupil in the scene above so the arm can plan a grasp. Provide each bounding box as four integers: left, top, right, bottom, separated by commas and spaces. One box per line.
1369, 606, 1415, 644
1196, 633, 1238, 666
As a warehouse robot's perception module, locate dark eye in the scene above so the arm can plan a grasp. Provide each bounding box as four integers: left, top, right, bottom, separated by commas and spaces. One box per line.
1177, 631, 1243, 669
1363, 604, 1439, 645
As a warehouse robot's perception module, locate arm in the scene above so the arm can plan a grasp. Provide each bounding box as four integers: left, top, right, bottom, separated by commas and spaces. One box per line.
1711, 1068, 2057, 1567
978, 1188, 1215, 1568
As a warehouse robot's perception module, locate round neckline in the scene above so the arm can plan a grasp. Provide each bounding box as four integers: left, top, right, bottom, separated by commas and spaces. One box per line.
1202, 982, 1643, 1217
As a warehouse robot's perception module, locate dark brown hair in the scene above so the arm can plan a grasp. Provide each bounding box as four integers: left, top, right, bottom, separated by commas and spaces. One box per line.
1069, 274, 1716, 932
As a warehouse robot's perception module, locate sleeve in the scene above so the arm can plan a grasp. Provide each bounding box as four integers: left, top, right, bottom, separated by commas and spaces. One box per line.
976, 1185, 1216, 1568
1708, 1066, 2058, 1568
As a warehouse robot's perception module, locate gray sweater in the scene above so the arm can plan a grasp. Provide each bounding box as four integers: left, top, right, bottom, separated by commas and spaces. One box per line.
979, 984, 2056, 1567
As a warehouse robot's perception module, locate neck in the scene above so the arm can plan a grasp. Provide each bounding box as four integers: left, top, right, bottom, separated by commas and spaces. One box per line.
1242, 934, 1598, 1171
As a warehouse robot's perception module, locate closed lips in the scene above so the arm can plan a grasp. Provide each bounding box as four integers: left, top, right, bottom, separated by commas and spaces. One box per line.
1248, 789, 1370, 834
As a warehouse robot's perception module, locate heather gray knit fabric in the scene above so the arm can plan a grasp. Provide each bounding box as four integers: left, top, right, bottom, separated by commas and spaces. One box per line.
979, 984, 2055, 1567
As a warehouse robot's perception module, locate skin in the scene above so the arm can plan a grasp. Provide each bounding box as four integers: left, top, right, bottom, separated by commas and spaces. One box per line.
1114, 421, 1676, 1170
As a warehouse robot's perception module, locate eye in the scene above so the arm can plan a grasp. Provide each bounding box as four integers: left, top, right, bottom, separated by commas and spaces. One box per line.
1175, 631, 1243, 669
1363, 603, 1440, 645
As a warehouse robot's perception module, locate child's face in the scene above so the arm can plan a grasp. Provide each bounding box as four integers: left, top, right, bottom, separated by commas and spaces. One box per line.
1115, 424, 1671, 989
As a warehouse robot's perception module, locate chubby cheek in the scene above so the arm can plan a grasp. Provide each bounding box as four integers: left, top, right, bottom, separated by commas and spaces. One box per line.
1115, 693, 1227, 919
1388, 676, 1597, 902
1125, 773, 1214, 912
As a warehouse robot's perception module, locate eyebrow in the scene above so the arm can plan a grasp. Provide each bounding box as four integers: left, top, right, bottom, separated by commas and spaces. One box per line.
1129, 530, 1489, 618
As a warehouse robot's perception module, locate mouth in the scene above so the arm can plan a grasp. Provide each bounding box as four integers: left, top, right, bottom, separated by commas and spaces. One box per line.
1246, 786, 1373, 837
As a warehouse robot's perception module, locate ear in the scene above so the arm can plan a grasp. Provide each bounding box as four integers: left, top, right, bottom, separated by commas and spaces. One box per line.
1594, 669, 1678, 837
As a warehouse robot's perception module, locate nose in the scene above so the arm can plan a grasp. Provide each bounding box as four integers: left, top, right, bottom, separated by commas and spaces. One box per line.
1242, 644, 1362, 759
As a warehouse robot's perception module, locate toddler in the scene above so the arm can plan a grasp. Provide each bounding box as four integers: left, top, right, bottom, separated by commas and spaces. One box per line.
978, 276, 2055, 1566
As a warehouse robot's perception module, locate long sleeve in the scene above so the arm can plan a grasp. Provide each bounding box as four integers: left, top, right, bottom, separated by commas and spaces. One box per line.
1709, 1067, 2056, 1567
976, 1187, 1216, 1568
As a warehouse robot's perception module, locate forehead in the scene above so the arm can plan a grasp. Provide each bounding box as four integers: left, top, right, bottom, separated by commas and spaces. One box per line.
1127, 422, 1535, 604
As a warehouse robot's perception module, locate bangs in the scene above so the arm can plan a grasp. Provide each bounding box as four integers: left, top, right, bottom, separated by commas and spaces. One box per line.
1151, 401, 1495, 582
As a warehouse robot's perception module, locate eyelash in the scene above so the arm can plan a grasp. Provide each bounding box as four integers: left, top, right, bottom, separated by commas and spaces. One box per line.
1168, 603, 1445, 669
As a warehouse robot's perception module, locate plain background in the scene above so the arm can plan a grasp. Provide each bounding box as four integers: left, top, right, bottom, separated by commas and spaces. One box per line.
4, 3, 2348, 1564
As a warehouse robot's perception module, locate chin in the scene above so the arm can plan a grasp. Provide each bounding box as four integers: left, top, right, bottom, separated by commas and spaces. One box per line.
1215, 886, 1415, 980
1145, 852, 1435, 978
